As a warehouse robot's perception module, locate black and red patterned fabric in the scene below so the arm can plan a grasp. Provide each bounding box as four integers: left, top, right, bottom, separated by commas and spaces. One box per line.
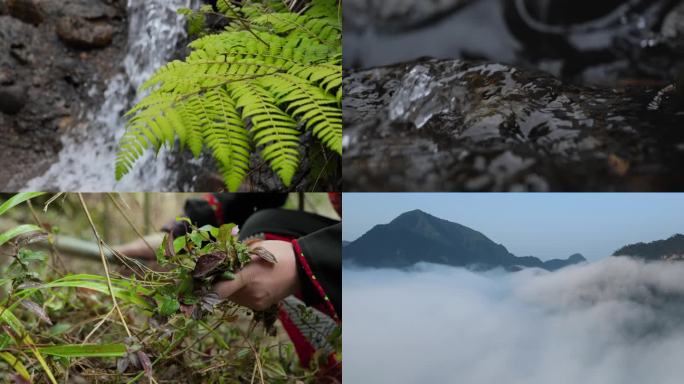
239, 208, 341, 379
162, 193, 288, 237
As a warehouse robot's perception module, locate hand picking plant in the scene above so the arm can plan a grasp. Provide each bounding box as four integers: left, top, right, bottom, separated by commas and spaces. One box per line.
116, 0, 342, 191
150, 220, 279, 330
0, 193, 332, 383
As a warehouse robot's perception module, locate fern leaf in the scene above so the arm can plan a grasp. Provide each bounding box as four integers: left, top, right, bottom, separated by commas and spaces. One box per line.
202, 87, 252, 191
261, 73, 341, 154
229, 81, 300, 186
116, 0, 341, 190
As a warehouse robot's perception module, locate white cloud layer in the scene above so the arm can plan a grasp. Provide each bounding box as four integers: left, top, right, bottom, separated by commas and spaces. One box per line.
343, 257, 684, 384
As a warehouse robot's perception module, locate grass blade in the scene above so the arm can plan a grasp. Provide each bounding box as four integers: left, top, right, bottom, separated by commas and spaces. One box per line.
17, 277, 153, 309
0, 192, 45, 216
37, 344, 127, 358
0, 305, 58, 384
0, 351, 31, 381
0, 224, 43, 247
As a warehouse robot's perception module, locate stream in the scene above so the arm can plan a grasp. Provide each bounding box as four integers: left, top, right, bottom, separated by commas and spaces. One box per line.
22, 0, 195, 192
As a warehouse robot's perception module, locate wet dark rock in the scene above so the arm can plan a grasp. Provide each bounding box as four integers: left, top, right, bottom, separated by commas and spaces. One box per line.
0, 0, 127, 190
62, 0, 118, 20
56, 16, 114, 49
343, 58, 684, 191
6, 0, 42, 25
0, 83, 27, 114
0, 68, 12, 84
10, 42, 33, 64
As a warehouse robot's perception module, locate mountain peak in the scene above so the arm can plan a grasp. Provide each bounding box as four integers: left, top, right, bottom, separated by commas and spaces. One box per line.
614, 233, 684, 260
343, 211, 585, 271
388, 209, 445, 235
391, 209, 434, 222
568, 253, 586, 262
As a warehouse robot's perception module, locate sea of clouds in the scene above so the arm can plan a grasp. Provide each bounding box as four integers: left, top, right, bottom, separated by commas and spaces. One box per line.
344, 257, 684, 384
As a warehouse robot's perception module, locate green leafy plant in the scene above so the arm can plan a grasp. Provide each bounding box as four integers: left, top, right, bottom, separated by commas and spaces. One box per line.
149, 220, 279, 328
116, 0, 342, 191
1, 193, 335, 383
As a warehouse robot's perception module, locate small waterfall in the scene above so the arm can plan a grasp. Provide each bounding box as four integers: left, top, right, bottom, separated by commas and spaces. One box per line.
24, 0, 194, 192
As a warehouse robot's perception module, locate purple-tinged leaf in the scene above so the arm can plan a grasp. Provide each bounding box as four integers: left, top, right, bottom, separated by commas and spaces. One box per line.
191, 252, 227, 278
10, 374, 30, 384
250, 247, 277, 264
117, 356, 130, 374
137, 351, 153, 378
179, 303, 196, 318
16, 281, 43, 290
128, 351, 140, 369
200, 292, 223, 313
21, 300, 52, 325
165, 233, 175, 259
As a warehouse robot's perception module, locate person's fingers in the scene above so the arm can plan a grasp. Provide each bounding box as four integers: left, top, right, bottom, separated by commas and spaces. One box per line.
226, 287, 259, 309
213, 271, 248, 299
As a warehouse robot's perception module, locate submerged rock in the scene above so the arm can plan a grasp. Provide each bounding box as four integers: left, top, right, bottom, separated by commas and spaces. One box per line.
343, 58, 684, 191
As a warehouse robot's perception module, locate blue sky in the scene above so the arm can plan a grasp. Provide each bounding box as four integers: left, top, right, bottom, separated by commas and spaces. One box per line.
343, 193, 684, 261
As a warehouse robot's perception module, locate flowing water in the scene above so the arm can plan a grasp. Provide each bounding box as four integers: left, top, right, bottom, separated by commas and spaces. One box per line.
23, 0, 194, 192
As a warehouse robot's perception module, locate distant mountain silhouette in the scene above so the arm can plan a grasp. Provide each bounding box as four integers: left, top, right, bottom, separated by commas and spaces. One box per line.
343, 209, 586, 271
613, 234, 684, 261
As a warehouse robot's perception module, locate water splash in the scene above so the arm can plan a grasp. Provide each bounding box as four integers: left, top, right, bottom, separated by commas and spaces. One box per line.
388, 64, 464, 128
24, 0, 194, 192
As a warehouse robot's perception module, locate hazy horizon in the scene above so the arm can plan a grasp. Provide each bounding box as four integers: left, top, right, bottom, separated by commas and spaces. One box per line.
343, 193, 684, 261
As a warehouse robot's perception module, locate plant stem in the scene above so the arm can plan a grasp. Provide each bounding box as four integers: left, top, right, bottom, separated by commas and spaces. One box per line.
107, 193, 155, 254
77, 193, 132, 339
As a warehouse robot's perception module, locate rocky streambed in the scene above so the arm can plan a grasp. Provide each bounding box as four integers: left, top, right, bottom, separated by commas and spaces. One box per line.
343, 0, 684, 191
0, 0, 128, 189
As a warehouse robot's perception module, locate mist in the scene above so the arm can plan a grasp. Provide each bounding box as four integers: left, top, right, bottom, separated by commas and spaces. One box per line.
344, 257, 684, 384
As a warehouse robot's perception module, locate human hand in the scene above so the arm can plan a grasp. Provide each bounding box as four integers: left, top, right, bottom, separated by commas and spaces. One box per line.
213, 240, 300, 311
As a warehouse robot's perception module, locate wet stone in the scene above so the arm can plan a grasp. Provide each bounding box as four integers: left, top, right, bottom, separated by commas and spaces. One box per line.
56, 16, 113, 49
0, 83, 27, 114
388, 64, 466, 128
343, 58, 684, 191
6, 0, 42, 25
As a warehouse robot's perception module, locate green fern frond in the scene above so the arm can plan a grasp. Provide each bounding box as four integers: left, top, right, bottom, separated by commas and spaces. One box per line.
230, 81, 300, 185
261, 73, 341, 154
116, 0, 341, 191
